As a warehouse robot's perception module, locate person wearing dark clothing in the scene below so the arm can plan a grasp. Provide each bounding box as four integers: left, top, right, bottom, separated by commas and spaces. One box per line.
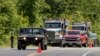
10, 36, 14, 48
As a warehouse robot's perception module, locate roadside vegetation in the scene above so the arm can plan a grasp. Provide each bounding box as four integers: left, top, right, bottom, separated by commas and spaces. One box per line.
0, 0, 100, 46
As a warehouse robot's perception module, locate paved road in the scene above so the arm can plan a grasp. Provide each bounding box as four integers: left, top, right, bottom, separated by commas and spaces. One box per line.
34, 47, 100, 56
0, 47, 37, 56
0, 47, 100, 56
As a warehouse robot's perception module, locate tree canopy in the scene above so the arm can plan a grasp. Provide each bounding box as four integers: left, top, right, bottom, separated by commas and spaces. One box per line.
0, 0, 100, 45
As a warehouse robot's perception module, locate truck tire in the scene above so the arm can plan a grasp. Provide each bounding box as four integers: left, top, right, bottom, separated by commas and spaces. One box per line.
44, 45, 47, 50
82, 43, 87, 47
18, 41, 22, 50
22, 44, 26, 50
60, 39, 62, 47
69, 45, 72, 47
61, 40, 65, 47
40, 42, 44, 50
40, 39, 47, 50
40, 40, 44, 50
61, 44, 66, 47
78, 44, 82, 47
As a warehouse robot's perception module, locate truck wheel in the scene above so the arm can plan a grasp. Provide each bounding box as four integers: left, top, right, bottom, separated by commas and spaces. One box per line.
82, 43, 87, 47
40, 40, 44, 50
76, 44, 82, 47
69, 45, 72, 47
61, 40, 65, 47
62, 44, 66, 47
60, 40, 62, 47
40, 40, 47, 50
40, 42, 44, 50
44, 45, 47, 50
79, 44, 82, 47
22, 44, 26, 50
18, 41, 22, 50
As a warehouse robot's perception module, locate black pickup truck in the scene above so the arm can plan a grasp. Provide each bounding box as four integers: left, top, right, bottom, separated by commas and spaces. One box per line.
17, 28, 47, 50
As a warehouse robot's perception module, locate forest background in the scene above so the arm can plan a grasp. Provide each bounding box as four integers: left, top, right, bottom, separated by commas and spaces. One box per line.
0, 0, 100, 46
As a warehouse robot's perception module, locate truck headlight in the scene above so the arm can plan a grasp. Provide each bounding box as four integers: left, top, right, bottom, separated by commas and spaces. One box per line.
23, 37, 26, 40
35, 37, 38, 40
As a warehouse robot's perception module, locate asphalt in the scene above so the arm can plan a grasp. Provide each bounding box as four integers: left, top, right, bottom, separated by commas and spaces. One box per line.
0, 47, 37, 56
0, 47, 100, 56
34, 47, 100, 56
85, 50, 100, 56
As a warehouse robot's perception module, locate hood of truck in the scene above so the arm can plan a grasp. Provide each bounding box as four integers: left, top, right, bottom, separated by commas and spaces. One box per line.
46, 28, 62, 32
63, 35, 80, 38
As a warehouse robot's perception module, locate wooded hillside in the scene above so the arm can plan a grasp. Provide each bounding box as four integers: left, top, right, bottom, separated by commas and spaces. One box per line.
0, 0, 100, 46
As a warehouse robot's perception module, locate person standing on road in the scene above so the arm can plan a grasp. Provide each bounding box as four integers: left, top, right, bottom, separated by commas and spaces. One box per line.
10, 35, 14, 48
10, 30, 14, 48
81, 33, 88, 47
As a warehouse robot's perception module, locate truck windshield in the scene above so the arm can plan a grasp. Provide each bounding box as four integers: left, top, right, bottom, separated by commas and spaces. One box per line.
45, 23, 61, 28
68, 31, 80, 35
19, 28, 45, 34
72, 26, 86, 31
19, 28, 32, 34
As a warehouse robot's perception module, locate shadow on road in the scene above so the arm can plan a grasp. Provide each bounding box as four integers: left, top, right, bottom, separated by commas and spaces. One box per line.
12, 48, 37, 51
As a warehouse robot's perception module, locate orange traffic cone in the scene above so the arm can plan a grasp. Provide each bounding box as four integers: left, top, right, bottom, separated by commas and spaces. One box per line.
37, 43, 42, 54
37, 47, 42, 53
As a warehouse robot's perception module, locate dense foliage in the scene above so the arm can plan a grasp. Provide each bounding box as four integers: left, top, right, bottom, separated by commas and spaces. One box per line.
0, 0, 100, 46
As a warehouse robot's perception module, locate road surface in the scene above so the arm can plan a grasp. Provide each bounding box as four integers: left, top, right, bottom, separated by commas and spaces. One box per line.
0, 47, 37, 56
0, 47, 100, 56
34, 47, 100, 56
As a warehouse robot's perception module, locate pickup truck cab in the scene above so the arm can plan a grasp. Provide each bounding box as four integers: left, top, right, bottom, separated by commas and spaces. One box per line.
61, 30, 88, 47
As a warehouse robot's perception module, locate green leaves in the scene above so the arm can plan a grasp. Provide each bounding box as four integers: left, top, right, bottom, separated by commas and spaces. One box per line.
0, 0, 100, 45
